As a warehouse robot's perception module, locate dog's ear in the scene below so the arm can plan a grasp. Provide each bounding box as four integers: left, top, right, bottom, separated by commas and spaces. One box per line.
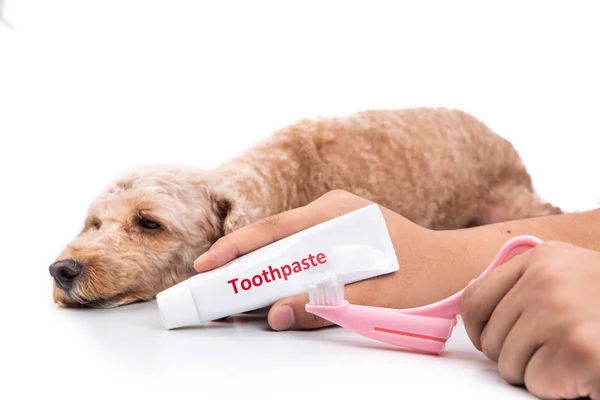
211, 191, 251, 235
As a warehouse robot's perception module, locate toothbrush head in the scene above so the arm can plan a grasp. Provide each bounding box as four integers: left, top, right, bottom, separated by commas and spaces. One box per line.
305, 272, 455, 354
307, 273, 346, 306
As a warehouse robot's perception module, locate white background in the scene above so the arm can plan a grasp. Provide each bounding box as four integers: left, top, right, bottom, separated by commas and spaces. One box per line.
1, 1, 599, 399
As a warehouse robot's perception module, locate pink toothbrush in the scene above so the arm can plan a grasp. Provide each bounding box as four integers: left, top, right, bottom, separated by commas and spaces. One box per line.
305, 235, 543, 354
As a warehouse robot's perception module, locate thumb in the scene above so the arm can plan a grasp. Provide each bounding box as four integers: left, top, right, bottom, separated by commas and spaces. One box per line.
267, 293, 333, 331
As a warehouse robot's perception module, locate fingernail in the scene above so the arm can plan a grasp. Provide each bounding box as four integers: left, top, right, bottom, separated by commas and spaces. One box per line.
270, 305, 295, 331
193, 250, 210, 271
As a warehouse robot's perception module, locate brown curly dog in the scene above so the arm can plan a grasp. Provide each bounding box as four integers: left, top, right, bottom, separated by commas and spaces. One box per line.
49, 107, 560, 308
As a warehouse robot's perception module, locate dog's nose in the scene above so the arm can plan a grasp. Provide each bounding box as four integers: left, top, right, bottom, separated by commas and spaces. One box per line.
49, 259, 83, 291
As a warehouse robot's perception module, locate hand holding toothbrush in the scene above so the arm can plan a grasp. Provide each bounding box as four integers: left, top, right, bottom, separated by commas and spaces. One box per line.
460, 240, 600, 400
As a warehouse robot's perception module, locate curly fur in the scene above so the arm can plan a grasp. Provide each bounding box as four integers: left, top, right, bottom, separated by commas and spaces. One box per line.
52, 107, 561, 307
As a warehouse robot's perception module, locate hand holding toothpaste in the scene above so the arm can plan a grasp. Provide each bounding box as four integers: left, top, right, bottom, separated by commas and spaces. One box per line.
193, 189, 478, 331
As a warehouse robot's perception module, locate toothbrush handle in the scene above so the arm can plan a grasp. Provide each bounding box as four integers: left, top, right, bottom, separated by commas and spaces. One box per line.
398, 235, 544, 319
306, 302, 456, 354
305, 235, 544, 354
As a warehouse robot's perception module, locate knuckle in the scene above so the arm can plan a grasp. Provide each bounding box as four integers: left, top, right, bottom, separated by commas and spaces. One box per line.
459, 285, 473, 310
526, 241, 558, 263
212, 236, 242, 259
531, 240, 576, 263
212, 236, 227, 249
543, 288, 575, 314
537, 240, 565, 252
589, 376, 600, 400
498, 359, 524, 386
459, 284, 477, 321
562, 323, 596, 357
480, 329, 499, 362
526, 258, 562, 289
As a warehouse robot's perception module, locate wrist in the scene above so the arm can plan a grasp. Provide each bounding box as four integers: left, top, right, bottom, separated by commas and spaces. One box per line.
423, 228, 483, 301
384, 212, 479, 306
439, 222, 532, 288
403, 225, 504, 304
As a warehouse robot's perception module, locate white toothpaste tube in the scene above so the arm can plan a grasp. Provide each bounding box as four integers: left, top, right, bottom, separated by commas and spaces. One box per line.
156, 203, 399, 329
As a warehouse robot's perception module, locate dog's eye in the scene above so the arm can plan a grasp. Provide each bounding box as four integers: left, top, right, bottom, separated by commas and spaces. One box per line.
138, 218, 161, 230
93, 220, 102, 229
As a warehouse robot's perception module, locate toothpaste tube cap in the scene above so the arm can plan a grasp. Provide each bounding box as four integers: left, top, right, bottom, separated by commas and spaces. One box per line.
156, 280, 199, 329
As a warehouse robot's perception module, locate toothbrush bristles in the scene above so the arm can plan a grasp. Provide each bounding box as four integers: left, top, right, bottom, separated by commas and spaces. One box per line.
308, 282, 345, 306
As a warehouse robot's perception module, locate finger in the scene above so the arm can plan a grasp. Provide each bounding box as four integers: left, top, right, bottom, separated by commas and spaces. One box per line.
460, 252, 528, 351
268, 293, 331, 331
496, 311, 544, 385
194, 194, 371, 272
523, 340, 598, 400
478, 276, 529, 362
521, 344, 558, 399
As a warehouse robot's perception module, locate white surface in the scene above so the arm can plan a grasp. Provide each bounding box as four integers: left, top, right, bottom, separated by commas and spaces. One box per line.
2, 1, 600, 399
9, 301, 534, 400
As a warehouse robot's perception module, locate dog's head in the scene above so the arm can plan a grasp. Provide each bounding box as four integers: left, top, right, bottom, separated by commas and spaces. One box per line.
50, 164, 249, 308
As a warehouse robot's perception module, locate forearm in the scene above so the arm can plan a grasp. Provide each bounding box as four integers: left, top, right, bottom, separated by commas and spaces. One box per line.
453, 208, 600, 272
382, 207, 600, 308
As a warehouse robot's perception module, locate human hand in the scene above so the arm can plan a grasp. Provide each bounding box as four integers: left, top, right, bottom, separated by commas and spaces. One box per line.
194, 190, 472, 332
460, 241, 600, 399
